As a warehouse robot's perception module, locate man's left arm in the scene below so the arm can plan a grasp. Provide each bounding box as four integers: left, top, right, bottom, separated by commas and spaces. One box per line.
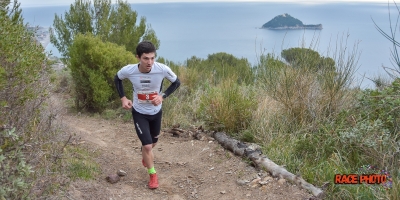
151, 78, 180, 106
161, 78, 181, 99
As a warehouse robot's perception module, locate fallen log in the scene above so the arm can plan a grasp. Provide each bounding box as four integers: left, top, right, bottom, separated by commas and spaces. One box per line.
213, 132, 324, 198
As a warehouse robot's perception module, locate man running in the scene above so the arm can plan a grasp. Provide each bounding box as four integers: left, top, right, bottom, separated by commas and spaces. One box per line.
114, 41, 180, 189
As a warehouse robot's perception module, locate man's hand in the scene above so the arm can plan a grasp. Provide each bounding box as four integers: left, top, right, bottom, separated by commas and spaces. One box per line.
121, 96, 132, 110
151, 95, 164, 106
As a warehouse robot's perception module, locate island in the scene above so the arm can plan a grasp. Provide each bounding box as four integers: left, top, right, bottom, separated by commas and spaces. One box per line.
261, 13, 322, 30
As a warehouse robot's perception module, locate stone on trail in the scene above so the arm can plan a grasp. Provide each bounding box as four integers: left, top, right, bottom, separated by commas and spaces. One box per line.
106, 174, 120, 184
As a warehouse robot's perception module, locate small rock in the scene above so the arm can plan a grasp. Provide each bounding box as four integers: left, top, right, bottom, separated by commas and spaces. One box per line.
250, 178, 261, 188
117, 169, 127, 176
117, 170, 127, 176
263, 176, 274, 182
236, 179, 250, 185
106, 174, 120, 184
225, 171, 232, 174
250, 178, 261, 184
220, 190, 226, 194
278, 178, 286, 185
259, 181, 269, 185
246, 193, 251, 197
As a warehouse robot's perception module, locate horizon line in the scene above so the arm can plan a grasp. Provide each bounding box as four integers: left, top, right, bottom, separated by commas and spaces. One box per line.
19, 0, 391, 8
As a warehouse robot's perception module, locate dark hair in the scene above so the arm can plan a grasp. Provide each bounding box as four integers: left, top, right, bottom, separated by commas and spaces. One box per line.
136, 41, 156, 58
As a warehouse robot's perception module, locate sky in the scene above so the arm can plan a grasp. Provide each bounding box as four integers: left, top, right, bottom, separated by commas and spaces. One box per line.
18, 0, 392, 7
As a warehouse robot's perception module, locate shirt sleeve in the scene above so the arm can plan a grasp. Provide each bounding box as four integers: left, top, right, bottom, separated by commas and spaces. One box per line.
163, 64, 178, 82
117, 65, 131, 80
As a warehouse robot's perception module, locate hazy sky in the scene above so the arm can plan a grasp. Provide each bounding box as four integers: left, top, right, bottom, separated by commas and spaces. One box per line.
19, 0, 391, 7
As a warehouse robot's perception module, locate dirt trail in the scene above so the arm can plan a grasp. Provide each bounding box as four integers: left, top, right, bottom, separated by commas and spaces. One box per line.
59, 105, 313, 200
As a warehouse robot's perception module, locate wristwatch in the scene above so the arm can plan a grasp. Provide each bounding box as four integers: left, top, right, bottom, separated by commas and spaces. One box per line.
161, 93, 167, 99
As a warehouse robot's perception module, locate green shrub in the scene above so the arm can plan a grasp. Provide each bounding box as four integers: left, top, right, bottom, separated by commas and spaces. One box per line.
68, 33, 136, 112
186, 52, 254, 86
0, 129, 33, 199
356, 78, 400, 133
0, 2, 57, 198
256, 46, 356, 129
197, 78, 257, 134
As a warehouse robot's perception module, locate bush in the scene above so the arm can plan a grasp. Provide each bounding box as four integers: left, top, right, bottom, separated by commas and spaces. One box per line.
68, 33, 137, 112
197, 78, 257, 134
256, 45, 357, 129
0, 129, 33, 199
1, 2, 57, 198
186, 52, 254, 86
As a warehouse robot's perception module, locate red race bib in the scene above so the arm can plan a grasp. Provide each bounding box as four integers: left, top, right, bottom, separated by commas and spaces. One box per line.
137, 91, 158, 104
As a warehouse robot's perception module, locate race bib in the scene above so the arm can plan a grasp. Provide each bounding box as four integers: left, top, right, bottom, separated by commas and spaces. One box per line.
137, 91, 158, 104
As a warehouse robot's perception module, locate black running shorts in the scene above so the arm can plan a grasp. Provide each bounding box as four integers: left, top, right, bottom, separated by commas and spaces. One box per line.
132, 108, 162, 146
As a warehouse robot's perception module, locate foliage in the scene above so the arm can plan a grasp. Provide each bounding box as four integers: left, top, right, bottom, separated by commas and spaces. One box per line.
356, 78, 400, 134
0, 129, 33, 199
68, 33, 136, 112
51, 0, 160, 59
281, 47, 336, 72
262, 13, 303, 28
0, 1, 58, 199
197, 78, 257, 134
186, 52, 254, 86
292, 79, 400, 199
65, 146, 100, 181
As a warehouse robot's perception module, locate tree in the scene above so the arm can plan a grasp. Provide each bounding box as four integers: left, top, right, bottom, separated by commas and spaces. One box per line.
281, 47, 335, 72
68, 33, 136, 111
51, 0, 160, 58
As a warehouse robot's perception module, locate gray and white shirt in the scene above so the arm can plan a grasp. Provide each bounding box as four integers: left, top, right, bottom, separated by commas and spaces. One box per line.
117, 62, 177, 115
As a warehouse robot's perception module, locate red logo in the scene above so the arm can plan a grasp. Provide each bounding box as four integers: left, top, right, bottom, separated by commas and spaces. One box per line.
334, 174, 387, 184
334, 165, 392, 189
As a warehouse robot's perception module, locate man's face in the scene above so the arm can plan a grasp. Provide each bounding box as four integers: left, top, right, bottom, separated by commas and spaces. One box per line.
137, 52, 155, 73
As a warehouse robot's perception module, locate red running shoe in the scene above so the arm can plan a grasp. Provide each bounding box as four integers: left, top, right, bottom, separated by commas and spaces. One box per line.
148, 173, 159, 189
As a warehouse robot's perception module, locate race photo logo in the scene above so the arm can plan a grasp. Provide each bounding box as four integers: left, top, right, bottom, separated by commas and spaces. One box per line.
334, 165, 392, 190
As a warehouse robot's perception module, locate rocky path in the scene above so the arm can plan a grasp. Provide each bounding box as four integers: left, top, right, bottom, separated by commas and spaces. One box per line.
59, 110, 313, 200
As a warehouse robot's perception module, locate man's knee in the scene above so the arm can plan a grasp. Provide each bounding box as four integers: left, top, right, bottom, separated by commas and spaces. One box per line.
142, 144, 153, 152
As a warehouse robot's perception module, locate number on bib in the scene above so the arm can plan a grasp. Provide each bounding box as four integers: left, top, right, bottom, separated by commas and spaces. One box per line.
137, 91, 158, 104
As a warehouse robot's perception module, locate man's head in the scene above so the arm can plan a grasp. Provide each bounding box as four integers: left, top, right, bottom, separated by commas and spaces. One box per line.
136, 41, 156, 58
136, 41, 156, 73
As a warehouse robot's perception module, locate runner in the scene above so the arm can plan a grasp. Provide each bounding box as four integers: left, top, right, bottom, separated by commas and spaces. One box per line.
114, 41, 180, 189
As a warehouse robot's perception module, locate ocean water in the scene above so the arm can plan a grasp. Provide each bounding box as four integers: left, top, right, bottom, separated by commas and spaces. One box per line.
22, 2, 398, 88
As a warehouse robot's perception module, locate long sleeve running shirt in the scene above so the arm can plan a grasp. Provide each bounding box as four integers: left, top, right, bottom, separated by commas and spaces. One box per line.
114, 62, 180, 115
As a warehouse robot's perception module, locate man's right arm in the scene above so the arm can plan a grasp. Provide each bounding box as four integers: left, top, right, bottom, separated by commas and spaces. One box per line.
114, 74, 132, 109
114, 74, 125, 98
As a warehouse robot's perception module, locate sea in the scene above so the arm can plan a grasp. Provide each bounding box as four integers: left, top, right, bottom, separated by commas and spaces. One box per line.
21, 2, 399, 88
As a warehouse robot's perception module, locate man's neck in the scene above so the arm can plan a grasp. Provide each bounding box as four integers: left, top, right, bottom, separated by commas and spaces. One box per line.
138, 64, 151, 73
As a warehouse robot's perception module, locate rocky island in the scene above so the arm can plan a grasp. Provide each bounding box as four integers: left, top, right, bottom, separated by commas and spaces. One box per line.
262, 13, 322, 30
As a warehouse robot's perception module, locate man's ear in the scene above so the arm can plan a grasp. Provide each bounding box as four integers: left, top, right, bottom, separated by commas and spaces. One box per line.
136, 55, 139, 59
